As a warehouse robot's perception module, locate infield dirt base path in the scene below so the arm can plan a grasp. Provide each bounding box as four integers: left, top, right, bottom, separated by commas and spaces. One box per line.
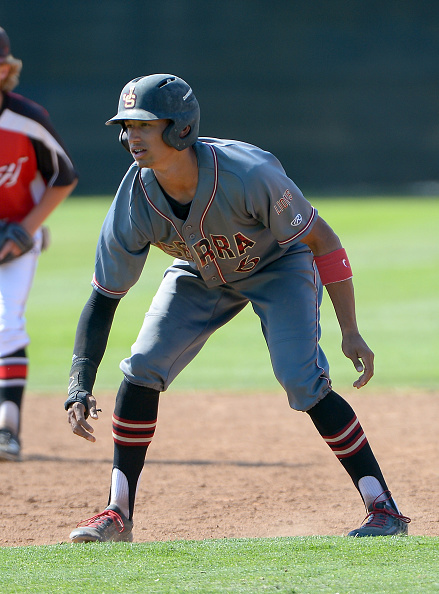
0, 390, 437, 546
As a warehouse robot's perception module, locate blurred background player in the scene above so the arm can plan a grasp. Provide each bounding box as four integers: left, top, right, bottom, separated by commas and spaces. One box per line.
0, 26, 78, 460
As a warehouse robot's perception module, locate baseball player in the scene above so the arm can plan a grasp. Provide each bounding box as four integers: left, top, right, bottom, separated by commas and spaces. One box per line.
65, 74, 410, 541
0, 27, 78, 461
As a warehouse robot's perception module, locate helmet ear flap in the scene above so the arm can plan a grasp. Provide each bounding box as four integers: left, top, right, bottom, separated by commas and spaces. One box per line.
118, 128, 131, 154
162, 121, 188, 151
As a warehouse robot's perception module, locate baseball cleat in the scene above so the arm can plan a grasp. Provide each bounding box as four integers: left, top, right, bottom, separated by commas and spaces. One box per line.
69, 505, 133, 543
0, 429, 21, 461
347, 492, 411, 537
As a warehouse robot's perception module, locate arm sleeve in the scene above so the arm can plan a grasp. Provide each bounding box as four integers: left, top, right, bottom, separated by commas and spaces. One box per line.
72, 289, 120, 365
65, 290, 120, 412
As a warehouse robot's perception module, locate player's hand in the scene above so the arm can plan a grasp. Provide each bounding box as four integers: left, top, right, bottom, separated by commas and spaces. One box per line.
341, 332, 374, 389
67, 394, 99, 442
0, 239, 21, 262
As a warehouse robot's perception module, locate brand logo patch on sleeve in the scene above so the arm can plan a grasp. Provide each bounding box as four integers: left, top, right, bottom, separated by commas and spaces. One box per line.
291, 214, 303, 226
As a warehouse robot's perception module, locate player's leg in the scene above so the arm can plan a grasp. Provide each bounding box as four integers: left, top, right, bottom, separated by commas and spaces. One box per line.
0, 233, 41, 461
240, 248, 410, 536
70, 261, 248, 542
235, 247, 332, 410
109, 379, 159, 519
70, 379, 159, 543
306, 390, 410, 535
0, 347, 28, 461
120, 261, 248, 391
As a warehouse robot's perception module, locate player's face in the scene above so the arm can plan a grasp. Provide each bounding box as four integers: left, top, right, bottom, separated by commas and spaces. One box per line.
124, 119, 175, 169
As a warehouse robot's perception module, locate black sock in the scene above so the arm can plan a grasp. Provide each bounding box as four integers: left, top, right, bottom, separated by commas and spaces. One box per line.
111, 378, 160, 518
306, 390, 388, 494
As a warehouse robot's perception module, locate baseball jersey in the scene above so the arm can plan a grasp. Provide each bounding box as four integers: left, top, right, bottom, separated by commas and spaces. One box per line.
0, 91, 77, 222
93, 138, 318, 297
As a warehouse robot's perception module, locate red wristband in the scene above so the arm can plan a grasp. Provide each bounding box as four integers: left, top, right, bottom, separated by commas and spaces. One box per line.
314, 248, 353, 285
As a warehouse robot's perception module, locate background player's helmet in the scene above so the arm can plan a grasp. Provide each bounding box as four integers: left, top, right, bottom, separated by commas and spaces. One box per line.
106, 74, 200, 151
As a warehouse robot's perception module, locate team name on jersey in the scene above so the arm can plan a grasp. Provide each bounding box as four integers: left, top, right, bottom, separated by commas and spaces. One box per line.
274, 188, 294, 215
0, 157, 29, 188
156, 231, 261, 273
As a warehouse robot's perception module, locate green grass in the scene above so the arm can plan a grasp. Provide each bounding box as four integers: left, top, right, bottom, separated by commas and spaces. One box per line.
0, 536, 438, 593
26, 195, 439, 394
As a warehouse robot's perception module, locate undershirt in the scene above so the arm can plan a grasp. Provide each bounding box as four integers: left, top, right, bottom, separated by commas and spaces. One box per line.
159, 184, 192, 220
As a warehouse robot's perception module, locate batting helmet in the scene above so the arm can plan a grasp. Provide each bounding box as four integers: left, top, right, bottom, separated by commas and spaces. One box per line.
106, 74, 200, 151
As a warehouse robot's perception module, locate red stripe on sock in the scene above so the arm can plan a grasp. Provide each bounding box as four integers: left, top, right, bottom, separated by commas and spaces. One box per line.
0, 364, 27, 379
113, 413, 157, 426
322, 416, 359, 443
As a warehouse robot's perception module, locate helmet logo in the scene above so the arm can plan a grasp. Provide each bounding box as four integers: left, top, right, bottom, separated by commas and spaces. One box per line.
123, 86, 137, 109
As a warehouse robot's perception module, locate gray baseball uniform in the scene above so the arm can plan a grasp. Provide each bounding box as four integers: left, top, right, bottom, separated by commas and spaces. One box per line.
92, 138, 332, 411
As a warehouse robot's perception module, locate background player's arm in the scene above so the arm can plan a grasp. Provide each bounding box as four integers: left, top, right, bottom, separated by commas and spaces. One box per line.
300, 216, 374, 388
0, 182, 78, 261
21, 182, 78, 236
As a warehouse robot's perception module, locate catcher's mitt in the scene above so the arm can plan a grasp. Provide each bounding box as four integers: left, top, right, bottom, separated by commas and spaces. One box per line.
0, 221, 35, 264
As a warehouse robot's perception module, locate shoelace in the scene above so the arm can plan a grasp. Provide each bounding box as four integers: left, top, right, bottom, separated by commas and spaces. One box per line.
0, 431, 13, 444
362, 491, 411, 527
76, 509, 125, 533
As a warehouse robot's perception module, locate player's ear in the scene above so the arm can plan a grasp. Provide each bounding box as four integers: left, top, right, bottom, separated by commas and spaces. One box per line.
179, 125, 191, 139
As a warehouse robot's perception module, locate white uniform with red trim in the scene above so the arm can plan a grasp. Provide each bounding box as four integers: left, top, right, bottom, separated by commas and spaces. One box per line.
0, 91, 77, 357
92, 138, 332, 411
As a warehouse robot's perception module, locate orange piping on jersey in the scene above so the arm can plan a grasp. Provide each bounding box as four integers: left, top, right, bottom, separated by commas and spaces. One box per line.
138, 171, 186, 242
92, 273, 128, 297
311, 258, 332, 395
278, 207, 318, 245
199, 144, 226, 283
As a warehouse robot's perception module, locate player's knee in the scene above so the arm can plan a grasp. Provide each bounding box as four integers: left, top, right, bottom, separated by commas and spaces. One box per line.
119, 355, 165, 392
280, 375, 331, 412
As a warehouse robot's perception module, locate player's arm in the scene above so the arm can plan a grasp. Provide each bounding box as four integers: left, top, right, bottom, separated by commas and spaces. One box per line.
20, 182, 78, 235
0, 182, 78, 262
300, 216, 374, 389
65, 290, 120, 441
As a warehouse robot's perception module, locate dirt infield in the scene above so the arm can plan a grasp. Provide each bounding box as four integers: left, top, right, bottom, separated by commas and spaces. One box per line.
0, 390, 437, 546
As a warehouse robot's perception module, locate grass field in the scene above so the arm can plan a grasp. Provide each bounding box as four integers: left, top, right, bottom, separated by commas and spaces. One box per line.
1, 536, 438, 593
26, 195, 439, 394
10, 195, 439, 593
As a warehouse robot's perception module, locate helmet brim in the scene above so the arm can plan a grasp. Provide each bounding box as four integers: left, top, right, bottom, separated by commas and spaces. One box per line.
105, 109, 161, 126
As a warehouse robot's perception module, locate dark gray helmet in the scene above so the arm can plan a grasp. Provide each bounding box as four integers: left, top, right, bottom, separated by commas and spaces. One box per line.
106, 74, 200, 151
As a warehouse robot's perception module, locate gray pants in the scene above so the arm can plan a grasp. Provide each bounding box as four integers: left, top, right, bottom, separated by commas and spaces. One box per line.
120, 249, 332, 411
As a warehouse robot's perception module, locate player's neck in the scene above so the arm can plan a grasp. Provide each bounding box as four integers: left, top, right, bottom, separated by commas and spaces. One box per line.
153, 146, 198, 204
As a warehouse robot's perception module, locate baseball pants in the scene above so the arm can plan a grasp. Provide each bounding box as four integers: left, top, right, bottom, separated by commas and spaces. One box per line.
120, 248, 332, 411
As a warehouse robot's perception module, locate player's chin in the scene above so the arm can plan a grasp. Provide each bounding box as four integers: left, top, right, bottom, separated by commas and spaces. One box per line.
132, 154, 150, 168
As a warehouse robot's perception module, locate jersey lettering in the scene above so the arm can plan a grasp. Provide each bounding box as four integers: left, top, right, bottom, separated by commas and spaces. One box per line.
234, 232, 255, 256
235, 255, 260, 273
156, 241, 194, 261
0, 157, 29, 188
193, 238, 216, 267
211, 235, 235, 259
158, 232, 261, 275
274, 188, 293, 215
